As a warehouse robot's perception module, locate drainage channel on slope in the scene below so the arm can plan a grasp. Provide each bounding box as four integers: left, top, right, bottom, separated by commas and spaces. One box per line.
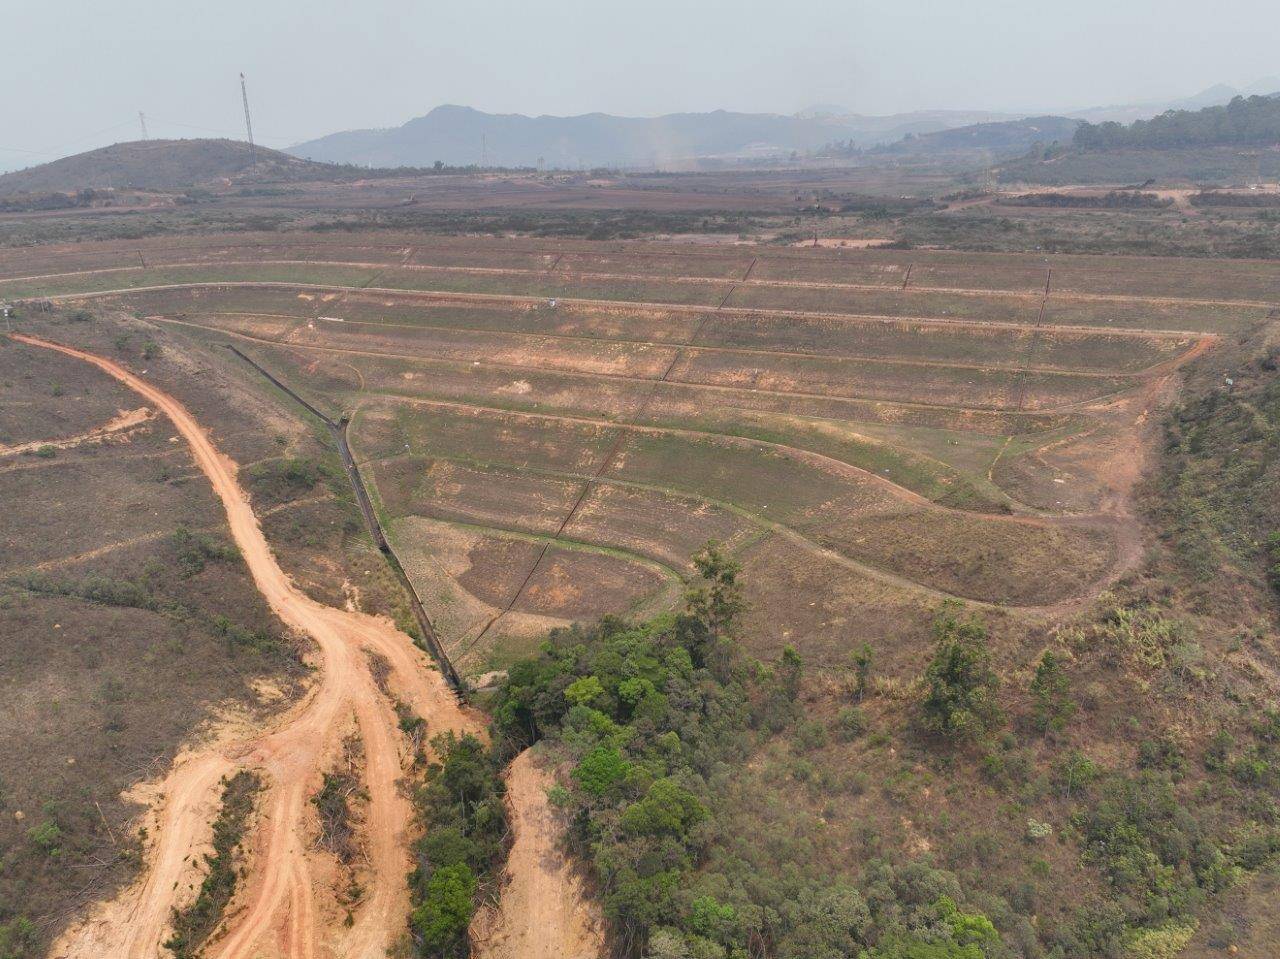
226, 344, 467, 698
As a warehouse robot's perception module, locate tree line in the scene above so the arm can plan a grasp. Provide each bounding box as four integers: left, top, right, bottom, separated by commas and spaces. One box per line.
1074, 94, 1280, 150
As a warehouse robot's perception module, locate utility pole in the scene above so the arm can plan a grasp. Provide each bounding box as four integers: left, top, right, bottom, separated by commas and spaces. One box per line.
480, 133, 487, 168
138, 112, 149, 140
240, 72, 257, 165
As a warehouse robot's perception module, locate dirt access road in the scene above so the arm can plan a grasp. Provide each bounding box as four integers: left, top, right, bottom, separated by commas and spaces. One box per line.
14, 333, 595, 959
471, 749, 604, 959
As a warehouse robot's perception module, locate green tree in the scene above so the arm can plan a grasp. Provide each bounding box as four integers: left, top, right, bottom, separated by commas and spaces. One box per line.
780, 644, 804, 701
573, 745, 631, 797
1056, 750, 1100, 800
1029, 650, 1076, 733
563, 674, 605, 707
620, 778, 708, 840
865, 897, 998, 959
684, 543, 745, 640
411, 864, 477, 956
920, 608, 1001, 739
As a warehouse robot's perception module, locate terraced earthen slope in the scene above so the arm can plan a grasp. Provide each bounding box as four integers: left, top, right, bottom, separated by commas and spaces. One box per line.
2, 236, 1245, 672
7, 234, 1275, 957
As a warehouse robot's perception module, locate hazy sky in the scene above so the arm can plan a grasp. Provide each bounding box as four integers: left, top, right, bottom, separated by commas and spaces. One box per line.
3, 0, 1278, 169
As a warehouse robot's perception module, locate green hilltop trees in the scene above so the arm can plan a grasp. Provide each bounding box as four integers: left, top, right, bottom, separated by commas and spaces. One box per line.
1075, 94, 1280, 150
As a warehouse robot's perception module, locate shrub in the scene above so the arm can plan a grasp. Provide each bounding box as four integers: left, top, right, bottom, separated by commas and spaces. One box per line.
1090, 604, 1194, 670
0, 918, 37, 959
1138, 737, 1187, 778
836, 706, 868, 741
1235, 829, 1280, 869
26, 820, 61, 854
1025, 819, 1053, 841
1204, 731, 1235, 773
1124, 921, 1197, 959
1074, 772, 1224, 922
920, 608, 1002, 740
1029, 650, 1076, 733
170, 526, 239, 577
410, 864, 476, 957
796, 719, 829, 751
245, 457, 336, 507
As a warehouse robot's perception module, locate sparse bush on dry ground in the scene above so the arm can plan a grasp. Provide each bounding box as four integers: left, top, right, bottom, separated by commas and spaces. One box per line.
0, 324, 321, 958
0, 529, 303, 958
6, 177, 1280, 260
897, 207, 1280, 259
447, 321, 1280, 959
0, 317, 333, 952
478, 547, 1012, 959
163, 771, 262, 958
2, 228, 1277, 958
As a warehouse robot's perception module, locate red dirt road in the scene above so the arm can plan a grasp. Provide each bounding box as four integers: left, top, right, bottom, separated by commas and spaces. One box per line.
15, 333, 481, 959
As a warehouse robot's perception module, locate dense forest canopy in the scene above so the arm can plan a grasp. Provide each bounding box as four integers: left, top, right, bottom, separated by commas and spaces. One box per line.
1074, 94, 1280, 150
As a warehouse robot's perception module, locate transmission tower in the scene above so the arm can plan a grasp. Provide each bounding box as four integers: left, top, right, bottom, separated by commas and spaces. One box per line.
138, 112, 149, 140
481, 133, 487, 168
240, 73, 257, 165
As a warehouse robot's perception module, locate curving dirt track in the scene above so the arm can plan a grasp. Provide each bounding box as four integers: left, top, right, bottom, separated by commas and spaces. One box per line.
0, 406, 153, 458
15, 333, 484, 959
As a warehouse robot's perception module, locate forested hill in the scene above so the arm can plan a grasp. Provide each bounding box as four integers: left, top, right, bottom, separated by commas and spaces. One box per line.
1075, 94, 1280, 149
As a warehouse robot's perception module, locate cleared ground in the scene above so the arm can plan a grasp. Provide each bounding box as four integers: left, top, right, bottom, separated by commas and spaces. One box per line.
0, 336, 306, 952
2, 234, 1256, 672
6, 232, 1279, 959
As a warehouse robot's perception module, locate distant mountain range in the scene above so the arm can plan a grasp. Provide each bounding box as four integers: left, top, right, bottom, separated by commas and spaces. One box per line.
5, 79, 1279, 195
286, 105, 1019, 169
287, 81, 1280, 170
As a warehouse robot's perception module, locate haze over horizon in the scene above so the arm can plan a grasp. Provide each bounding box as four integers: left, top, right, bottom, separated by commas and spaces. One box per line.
4, 0, 1279, 171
